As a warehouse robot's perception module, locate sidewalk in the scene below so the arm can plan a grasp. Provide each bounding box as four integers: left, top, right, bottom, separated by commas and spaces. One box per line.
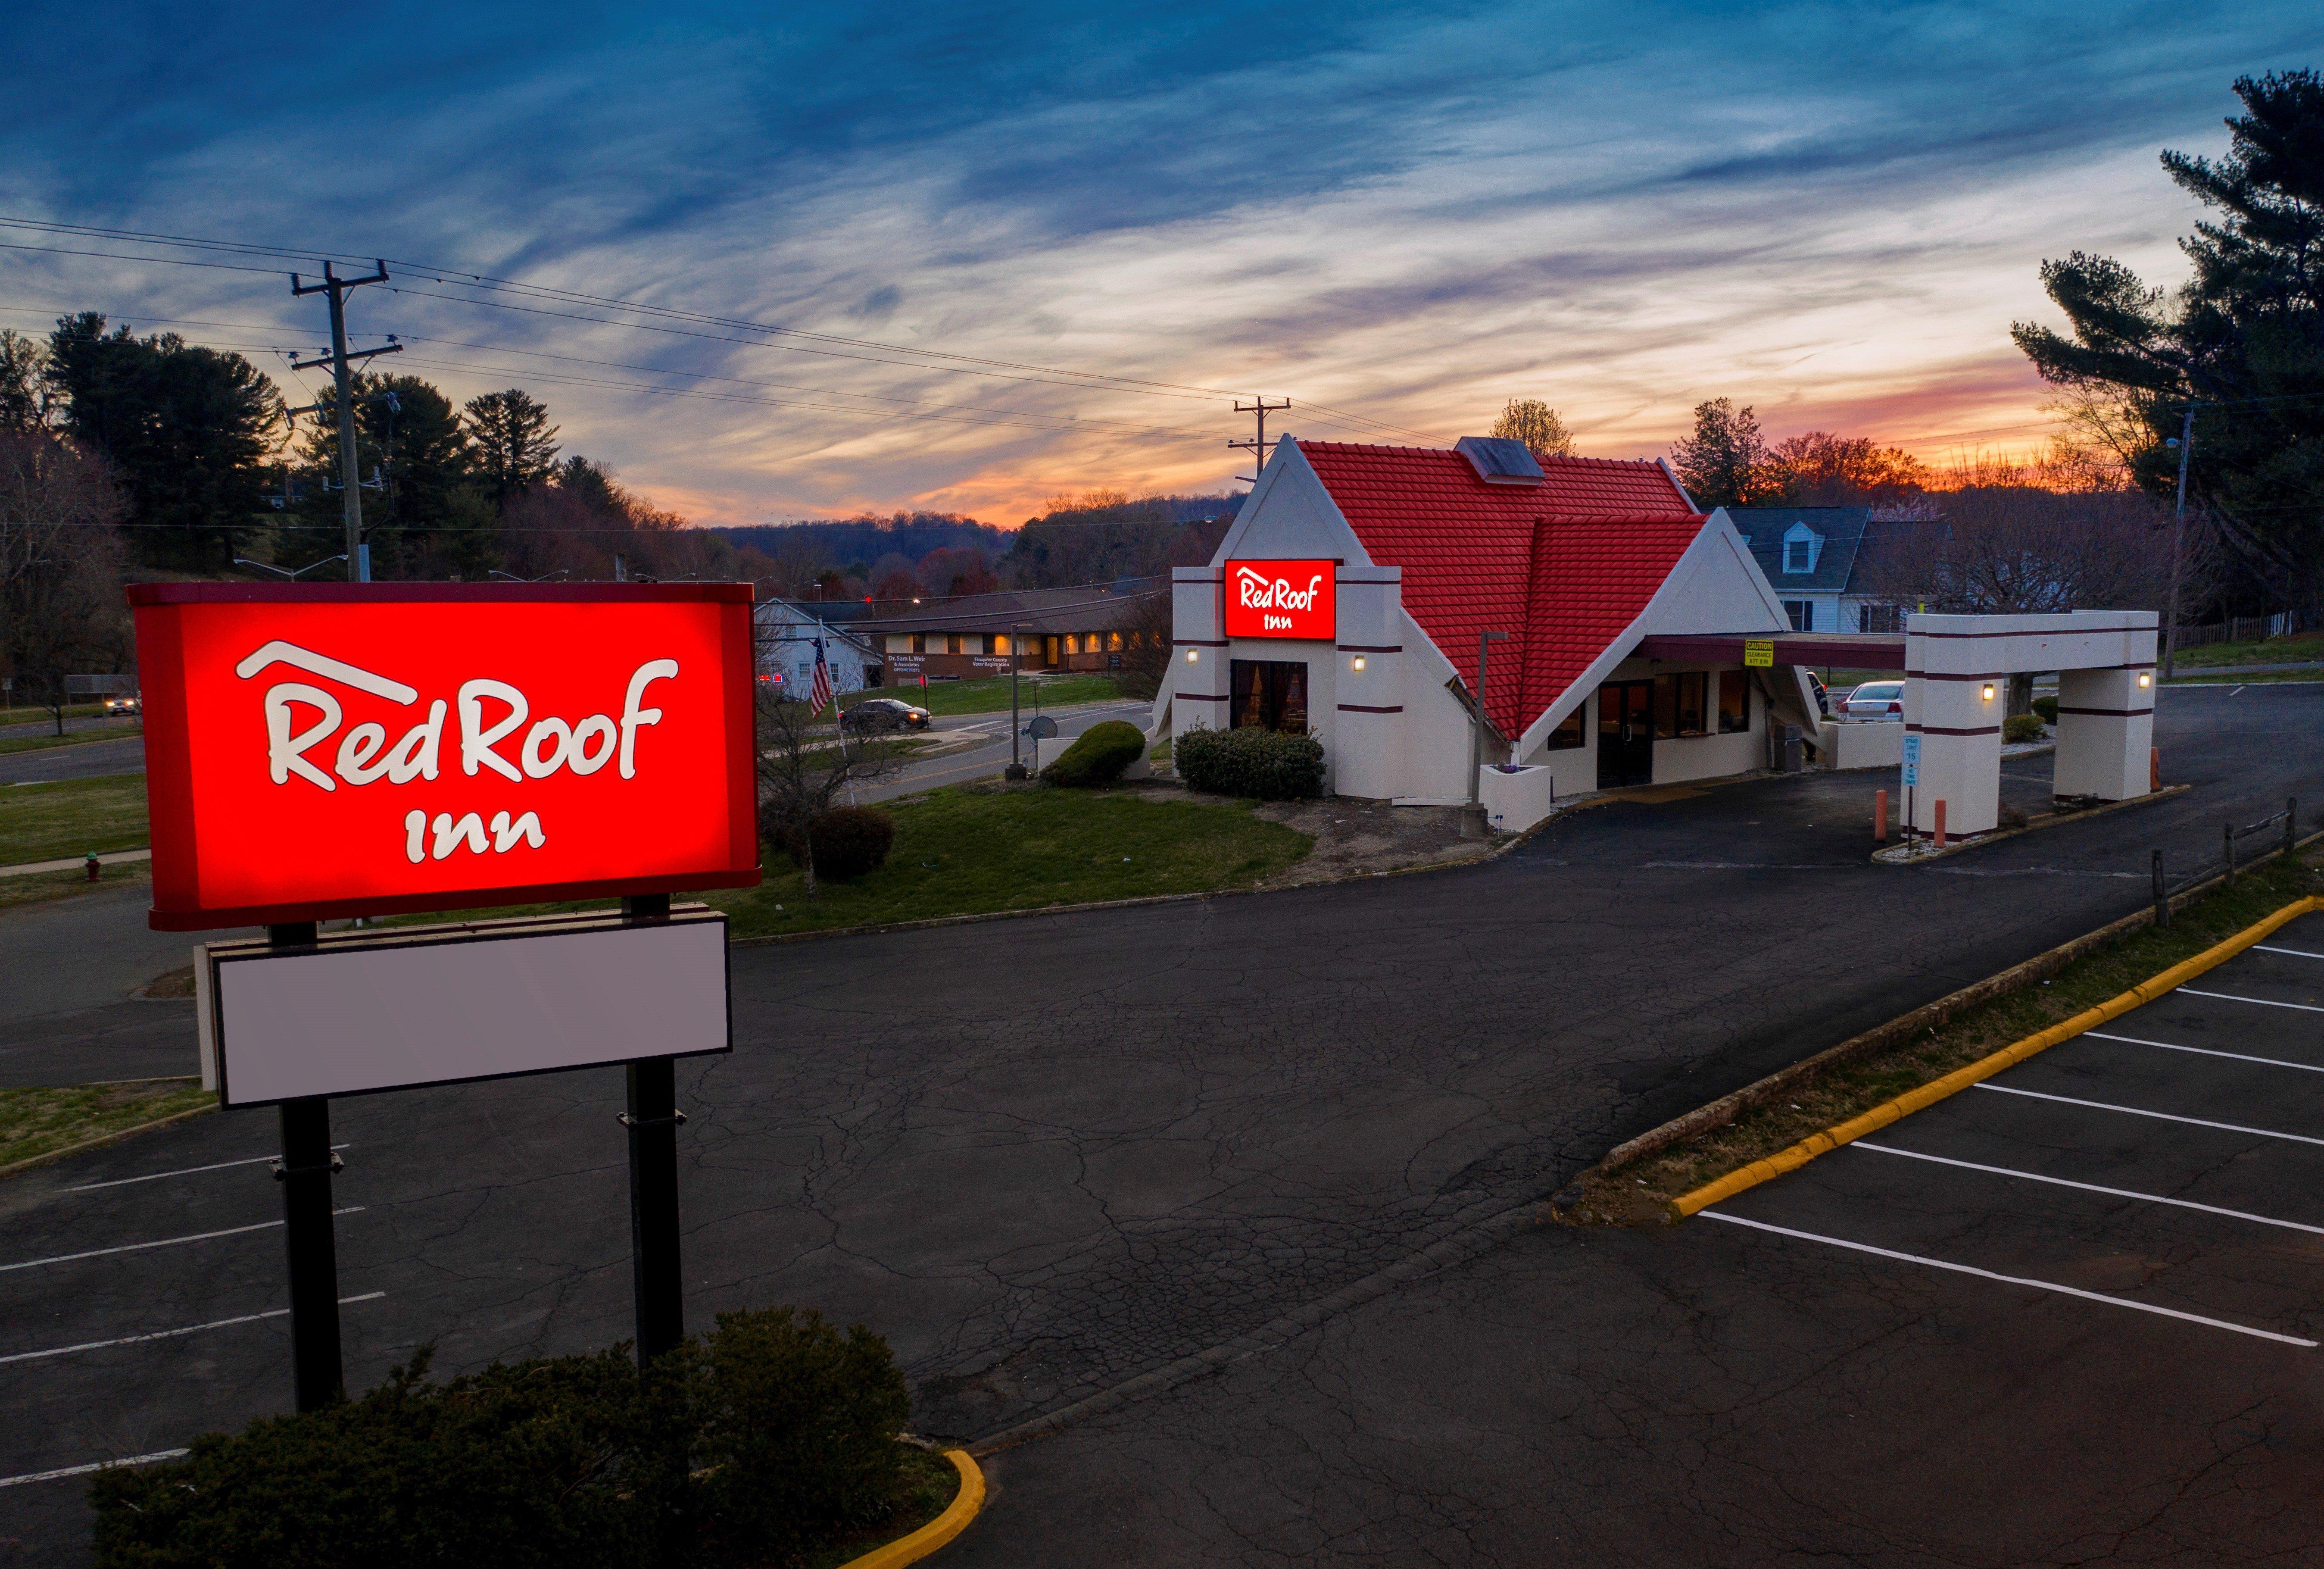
0, 848, 151, 879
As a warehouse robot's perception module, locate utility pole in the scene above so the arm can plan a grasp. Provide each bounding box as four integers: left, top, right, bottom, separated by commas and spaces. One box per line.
1006, 620, 1031, 780
2163, 404, 2196, 681
289, 261, 400, 583
1229, 398, 1292, 483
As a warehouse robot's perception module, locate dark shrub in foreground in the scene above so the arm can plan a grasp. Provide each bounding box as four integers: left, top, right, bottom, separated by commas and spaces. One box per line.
90, 1309, 913, 1569
786, 806, 896, 880
1042, 720, 1146, 787
1174, 725, 1325, 800
2003, 712, 2046, 743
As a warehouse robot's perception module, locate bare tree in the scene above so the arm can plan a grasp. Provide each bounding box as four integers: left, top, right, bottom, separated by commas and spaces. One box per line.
1111, 587, 1175, 700
753, 688, 910, 898
1490, 398, 1577, 457
0, 431, 128, 733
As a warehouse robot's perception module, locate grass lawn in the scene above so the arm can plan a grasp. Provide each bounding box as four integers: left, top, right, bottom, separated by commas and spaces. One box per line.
0, 701, 114, 727
2166, 669, 2322, 685
0, 723, 142, 757
846, 672, 1135, 716
1578, 850, 2321, 1223
0, 774, 150, 866
2, 1080, 215, 1172
2172, 633, 2322, 669
376, 784, 1312, 937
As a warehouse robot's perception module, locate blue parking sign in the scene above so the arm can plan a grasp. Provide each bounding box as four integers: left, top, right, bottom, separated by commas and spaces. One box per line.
1901, 733, 1922, 788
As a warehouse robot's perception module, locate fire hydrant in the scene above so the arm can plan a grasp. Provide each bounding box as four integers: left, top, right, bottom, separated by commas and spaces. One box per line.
84, 852, 100, 882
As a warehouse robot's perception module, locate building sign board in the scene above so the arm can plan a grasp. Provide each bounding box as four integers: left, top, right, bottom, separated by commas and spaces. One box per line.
1223, 560, 1336, 641
128, 583, 761, 931
1743, 639, 1773, 668
196, 907, 730, 1106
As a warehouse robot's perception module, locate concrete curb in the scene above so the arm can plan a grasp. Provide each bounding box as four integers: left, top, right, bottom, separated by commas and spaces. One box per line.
1871, 784, 2188, 866
0, 1096, 219, 1182
1666, 891, 2324, 1220
0, 847, 153, 879
1594, 825, 2324, 1178
838, 1449, 985, 1569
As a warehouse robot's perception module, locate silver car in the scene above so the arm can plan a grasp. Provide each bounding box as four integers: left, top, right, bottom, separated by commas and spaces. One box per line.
1840, 680, 1906, 720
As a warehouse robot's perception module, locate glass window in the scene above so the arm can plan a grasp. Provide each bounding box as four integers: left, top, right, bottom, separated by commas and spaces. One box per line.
886, 633, 913, 653
1108, 631, 1124, 651
911, 634, 926, 654
1229, 660, 1310, 734
1546, 701, 1586, 750
1654, 672, 1707, 738
1784, 600, 1813, 631
992, 634, 1011, 656
1719, 670, 1749, 733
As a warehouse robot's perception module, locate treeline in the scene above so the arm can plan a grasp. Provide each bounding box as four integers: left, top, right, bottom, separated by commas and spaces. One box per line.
0, 313, 739, 584
714, 490, 1240, 601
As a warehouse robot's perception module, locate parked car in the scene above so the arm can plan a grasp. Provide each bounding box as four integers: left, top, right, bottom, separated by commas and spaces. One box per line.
102, 694, 141, 716
1840, 680, 1906, 720
840, 697, 933, 733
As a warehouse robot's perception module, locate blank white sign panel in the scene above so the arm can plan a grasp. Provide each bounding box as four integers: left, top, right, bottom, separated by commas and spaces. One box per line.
207, 917, 728, 1105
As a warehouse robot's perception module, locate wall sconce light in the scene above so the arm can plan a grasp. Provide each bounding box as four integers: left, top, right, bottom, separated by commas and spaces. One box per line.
1186, 649, 1199, 663
1351, 655, 1366, 671
2137, 671, 2152, 688
1981, 683, 1996, 702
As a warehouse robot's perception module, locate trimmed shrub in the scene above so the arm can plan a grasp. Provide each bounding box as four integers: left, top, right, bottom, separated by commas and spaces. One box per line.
2003, 712, 2046, 743
90, 1309, 915, 1569
786, 807, 896, 881
1174, 725, 1326, 800
2032, 695, 2059, 723
1042, 720, 1146, 787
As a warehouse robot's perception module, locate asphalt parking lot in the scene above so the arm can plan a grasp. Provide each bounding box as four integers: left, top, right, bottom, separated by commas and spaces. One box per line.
1706, 909, 2324, 1350
1, 684, 2317, 1564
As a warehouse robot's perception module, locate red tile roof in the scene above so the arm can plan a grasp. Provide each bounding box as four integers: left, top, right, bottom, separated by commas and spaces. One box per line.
1297, 441, 1705, 737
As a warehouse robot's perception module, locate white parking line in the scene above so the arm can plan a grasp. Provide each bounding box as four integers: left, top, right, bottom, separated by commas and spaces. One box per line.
0, 1208, 365, 1273
2083, 1030, 2324, 1074
2178, 988, 2324, 1014
1853, 1142, 2324, 1235
1700, 1212, 2317, 1347
1975, 1084, 2324, 1146
0, 1292, 385, 1366
0, 1449, 189, 1489
2255, 945, 2324, 961
63, 1145, 350, 1193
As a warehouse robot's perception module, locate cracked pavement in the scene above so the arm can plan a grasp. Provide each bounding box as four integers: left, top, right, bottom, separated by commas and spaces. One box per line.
2, 682, 2319, 1563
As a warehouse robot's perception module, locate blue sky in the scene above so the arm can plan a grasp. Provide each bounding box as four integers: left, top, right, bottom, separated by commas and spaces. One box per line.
2, 2, 2318, 522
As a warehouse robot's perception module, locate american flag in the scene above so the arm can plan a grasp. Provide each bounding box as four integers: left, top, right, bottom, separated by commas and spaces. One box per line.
809, 639, 834, 717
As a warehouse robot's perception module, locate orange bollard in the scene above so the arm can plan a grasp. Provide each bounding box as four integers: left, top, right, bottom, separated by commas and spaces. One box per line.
2151, 747, 2160, 791
1874, 788, 1888, 843
1934, 798, 1947, 849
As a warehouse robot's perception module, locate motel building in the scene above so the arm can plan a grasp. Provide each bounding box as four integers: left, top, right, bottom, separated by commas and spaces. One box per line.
1150, 435, 2159, 837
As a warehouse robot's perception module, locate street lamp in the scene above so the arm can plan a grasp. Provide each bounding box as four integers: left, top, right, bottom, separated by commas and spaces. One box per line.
234, 555, 347, 581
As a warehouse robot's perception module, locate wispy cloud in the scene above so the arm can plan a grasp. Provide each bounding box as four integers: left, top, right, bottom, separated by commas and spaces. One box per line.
0, 1, 2316, 520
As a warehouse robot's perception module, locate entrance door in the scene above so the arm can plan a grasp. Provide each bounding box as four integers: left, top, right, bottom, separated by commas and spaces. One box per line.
1596, 681, 1653, 788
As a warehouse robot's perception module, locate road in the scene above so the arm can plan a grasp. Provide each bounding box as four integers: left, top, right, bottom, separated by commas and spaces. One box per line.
0, 739, 146, 786
859, 697, 1155, 802
0, 683, 2317, 1563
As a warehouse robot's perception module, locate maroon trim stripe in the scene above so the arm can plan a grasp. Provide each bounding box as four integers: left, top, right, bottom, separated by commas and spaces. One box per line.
1909, 624, 2148, 640
1905, 723, 2003, 737
1335, 644, 1402, 653
2056, 706, 2153, 718
1336, 703, 1403, 713
1173, 638, 1228, 647
1175, 692, 1231, 703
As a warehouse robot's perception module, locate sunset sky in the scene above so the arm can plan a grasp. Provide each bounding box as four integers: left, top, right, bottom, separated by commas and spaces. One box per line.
3, 3, 2318, 525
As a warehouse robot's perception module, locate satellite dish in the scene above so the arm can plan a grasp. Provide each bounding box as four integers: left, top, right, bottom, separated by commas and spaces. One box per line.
1026, 716, 1059, 739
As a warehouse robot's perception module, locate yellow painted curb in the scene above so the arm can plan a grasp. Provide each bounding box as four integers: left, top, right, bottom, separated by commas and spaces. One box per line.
1669, 893, 2324, 1221
838, 1448, 986, 1569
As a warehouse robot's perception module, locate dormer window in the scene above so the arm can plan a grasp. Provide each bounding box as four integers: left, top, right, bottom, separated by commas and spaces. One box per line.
1781, 523, 1822, 574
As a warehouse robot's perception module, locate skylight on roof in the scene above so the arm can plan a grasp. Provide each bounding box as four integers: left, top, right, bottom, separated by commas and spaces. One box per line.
1455, 436, 1544, 485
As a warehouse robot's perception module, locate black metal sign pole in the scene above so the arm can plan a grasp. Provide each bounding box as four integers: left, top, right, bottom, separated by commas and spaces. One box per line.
268, 920, 345, 1412
621, 893, 686, 1365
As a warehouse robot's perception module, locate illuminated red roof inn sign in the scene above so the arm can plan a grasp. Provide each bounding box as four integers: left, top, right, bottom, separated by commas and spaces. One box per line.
129, 584, 761, 930
1223, 559, 1336, 640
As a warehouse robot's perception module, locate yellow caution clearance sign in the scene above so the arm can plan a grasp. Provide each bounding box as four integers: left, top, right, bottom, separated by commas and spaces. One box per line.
1744, 639, 1774, 668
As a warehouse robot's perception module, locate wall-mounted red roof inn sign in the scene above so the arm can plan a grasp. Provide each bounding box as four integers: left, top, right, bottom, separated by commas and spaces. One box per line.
128, 583, 761, 931
1223, 560, 1335, 640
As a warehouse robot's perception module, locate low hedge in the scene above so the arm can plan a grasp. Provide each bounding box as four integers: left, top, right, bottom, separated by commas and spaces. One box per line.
1174, 724, 1325, 800
2032, 695, 2059, 723
784, 807, 897, 881
90, 1306, 913, 1569
1042, 720, 1146, 787
2003, 712, 2046, 743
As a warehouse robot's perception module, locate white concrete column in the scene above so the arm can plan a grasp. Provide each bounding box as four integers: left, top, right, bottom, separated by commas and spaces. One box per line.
1171, 568, 1230, 738
2054, 666, 2155, 800
1903, 619, 2003, 834
1331, 566, 1404, 800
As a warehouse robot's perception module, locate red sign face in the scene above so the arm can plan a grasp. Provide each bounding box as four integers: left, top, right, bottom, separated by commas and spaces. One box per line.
129, 584, 761, 931
1222, 560, 1336, 640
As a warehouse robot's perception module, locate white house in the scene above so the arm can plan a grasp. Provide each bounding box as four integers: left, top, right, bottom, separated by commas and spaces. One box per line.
753, 600, 881, 698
